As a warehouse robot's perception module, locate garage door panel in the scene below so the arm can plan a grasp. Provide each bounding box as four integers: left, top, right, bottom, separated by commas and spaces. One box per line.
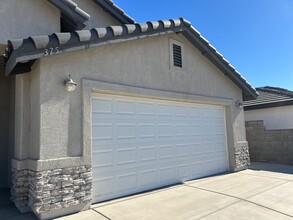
190, 143, 204, 155
214, 125, 225, 134
116, 148, 136, 165
138, 124, 156, 138
189, 125, 202, 136
117, 172, 137, 192
177, 164, 192, 179
160, 166, 176, 183
157, 124, 173, 137
92, 124, 113, 140
92, 98, 113, 114
92, 177, 114, 199
218, 159, 230, 172
202, 107, 213, 117
92, 150, 113, 168
92, 94, 229, 203
175, 143, 190, 158
215, 142, 227, 152
116, 124, 136, 139
173, 105, 188, 115
213, 134, 226, 141
140, 169, 158, 187
213, 108, 224, 116
139, 146, 157, 162
174, 124, 189, 137
157, 104, 173, 116
115, 100, 136, 115
138, 102, 156, 115
191, 162, 202, 173
158, 144, 175, 160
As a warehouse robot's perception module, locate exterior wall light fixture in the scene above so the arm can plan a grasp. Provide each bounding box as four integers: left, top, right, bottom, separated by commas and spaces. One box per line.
235, 100, 244, 109
64, 75, 77, 92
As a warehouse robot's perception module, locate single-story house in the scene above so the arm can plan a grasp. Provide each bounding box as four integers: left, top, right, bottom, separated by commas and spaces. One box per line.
0, 0, 258, 219
244, 86, 293, 130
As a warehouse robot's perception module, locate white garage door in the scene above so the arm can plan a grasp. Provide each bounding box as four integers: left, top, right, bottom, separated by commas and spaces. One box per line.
91, 94, 229, 203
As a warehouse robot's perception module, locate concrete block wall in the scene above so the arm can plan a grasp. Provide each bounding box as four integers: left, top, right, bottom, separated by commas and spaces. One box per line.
246, 120, 293, 165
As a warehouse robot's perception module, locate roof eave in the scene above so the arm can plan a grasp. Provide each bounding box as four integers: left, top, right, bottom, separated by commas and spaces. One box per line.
4, 18, 257, 99
93, 0, 135, 24
181, 27, 258, 100
244, 99, 293, 110
48, 0, 90, 30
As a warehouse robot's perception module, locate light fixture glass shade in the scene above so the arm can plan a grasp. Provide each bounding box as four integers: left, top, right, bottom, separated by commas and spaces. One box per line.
235, 100, 244, 109
64, 76, 77, 92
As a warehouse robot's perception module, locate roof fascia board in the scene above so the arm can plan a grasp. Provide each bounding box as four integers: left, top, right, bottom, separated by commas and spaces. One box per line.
48, 0, 90, 29
93, 0, 135, 24
182, 29, 257, 100
244, 99, 293, 110
204, 50, 257, 100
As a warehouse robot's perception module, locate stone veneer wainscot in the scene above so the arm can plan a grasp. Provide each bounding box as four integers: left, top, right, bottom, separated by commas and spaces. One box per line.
11, 166, 92, 215
234, 141, 251, 169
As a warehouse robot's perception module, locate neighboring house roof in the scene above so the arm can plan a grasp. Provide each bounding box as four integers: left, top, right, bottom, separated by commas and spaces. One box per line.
244, 86, 293, 110
3, 18, 258, 100
48, 0, 90, 30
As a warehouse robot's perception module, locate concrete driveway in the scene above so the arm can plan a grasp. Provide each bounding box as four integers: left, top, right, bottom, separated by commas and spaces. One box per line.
56, 162, 293, 220
1, 163, 293, 220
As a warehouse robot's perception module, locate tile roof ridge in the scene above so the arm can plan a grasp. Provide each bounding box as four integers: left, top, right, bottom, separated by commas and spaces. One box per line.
257, 86, 293, 98
93, 0, 135, 24
48, 0, 90, 20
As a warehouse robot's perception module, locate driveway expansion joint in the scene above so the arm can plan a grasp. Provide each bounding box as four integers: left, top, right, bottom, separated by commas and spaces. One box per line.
239, 172, 293, 181
196, 200, 243, 220
184, 183, 293, 219
92, 208, 112, 220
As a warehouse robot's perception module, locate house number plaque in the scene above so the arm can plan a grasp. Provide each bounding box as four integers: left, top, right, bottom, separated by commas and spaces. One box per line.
44, 47, 60, 56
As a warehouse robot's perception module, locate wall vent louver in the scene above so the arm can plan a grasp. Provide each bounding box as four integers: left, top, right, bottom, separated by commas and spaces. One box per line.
173, 44, 182, 68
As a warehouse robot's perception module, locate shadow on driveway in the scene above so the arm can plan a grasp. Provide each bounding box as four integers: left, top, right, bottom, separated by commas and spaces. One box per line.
0, 188, 37, 220
249, 162, 293, 175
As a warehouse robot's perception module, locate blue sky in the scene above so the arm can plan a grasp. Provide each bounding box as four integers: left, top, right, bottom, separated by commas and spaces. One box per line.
115, 0, 293, 90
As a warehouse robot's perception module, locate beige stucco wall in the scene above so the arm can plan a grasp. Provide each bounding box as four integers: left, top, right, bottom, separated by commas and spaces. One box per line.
12, 32, 247, 172
14, 64, 41, 162
73, 0, 121, 29
0, 0, 60, 44
245, 106, 293, 130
